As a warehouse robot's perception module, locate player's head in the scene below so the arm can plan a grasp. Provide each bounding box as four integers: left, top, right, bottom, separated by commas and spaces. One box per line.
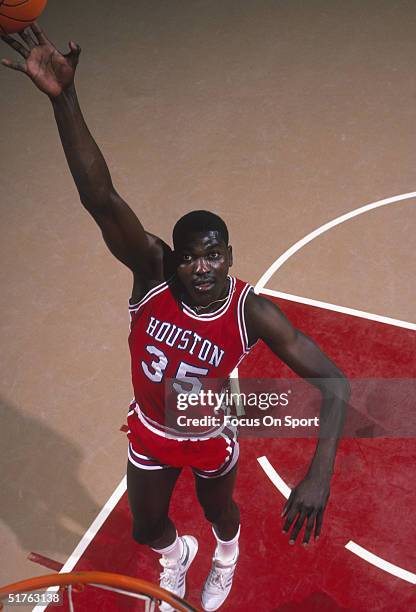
173, 210, 229, 249
173, 210, 233, 306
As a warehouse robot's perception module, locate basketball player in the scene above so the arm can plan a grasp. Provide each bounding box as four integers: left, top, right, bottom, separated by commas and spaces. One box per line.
2, 24, 350, 611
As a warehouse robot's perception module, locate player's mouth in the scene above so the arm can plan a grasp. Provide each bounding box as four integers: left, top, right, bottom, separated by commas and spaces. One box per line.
192, 278, 216, 293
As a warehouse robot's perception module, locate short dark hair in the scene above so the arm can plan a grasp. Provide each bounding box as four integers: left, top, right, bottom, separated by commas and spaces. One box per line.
172, 210, 229, 250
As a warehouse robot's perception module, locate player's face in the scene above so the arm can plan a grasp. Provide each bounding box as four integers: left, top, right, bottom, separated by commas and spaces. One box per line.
175, 231, 233, 306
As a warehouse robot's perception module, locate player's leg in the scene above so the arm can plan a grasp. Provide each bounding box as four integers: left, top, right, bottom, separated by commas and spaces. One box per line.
127, 459, 198, 611
194, 463, 240, 543
126, 458, 181, 549
194, 464, 240, 611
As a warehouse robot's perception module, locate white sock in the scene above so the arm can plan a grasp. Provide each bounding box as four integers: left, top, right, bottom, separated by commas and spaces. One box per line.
152, 532, 183, 562
212, 525, 240, 563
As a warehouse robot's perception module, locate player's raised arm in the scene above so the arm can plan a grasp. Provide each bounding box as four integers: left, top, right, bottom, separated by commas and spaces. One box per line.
1, 23, 168, 282
245, 292, 350, 545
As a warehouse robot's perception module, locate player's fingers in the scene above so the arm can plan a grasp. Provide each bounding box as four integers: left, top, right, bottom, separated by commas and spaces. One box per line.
1, 58, 27, 73
0, 34, 29, 58
65, 41, 81, 66
282, 504, 300, 533
18, 28, 37, 49
314, 509, 324, 541
30, 21, 48, 44
281, 490, 294, 517
68, 41, 81, 53
288, 510, 307, 544
302, 512, 316, 545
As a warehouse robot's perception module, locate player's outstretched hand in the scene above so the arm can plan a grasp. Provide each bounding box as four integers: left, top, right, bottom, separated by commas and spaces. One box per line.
281, 475, 330, 545
1, 22, 80, 97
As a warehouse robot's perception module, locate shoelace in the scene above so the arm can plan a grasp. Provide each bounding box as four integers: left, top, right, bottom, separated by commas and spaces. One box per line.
207, 564, 231, 591
159, 561, 178, 590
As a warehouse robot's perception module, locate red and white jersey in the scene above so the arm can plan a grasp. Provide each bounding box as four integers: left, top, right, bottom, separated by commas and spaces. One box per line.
128, 276, 253, 434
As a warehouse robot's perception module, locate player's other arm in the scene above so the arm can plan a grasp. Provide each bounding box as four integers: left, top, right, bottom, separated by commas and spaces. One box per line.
245, 292, 350, 543
1, 23, 168, 282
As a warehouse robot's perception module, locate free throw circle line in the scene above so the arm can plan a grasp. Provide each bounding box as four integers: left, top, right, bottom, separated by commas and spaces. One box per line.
255, 191, 416, 293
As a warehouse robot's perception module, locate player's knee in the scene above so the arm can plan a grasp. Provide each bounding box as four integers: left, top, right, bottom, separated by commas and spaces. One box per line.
132, 516, 167, 546
201, 499, 239, 526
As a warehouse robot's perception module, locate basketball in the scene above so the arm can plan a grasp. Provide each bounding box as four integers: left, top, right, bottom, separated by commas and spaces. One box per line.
0, 0, 47, 35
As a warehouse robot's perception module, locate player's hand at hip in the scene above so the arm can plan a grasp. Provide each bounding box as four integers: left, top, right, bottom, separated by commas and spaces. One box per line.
281, 476, 330, 545
1, 22, 80, 97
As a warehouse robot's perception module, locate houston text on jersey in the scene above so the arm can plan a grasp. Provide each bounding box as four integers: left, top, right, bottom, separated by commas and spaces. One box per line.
145, 316, 225, 367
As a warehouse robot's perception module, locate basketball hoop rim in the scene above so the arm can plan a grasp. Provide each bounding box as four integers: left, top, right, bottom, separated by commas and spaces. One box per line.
0, 571, 200, 611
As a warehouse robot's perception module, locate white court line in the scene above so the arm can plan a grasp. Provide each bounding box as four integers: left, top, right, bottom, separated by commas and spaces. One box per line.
257, 456, 291, 499
345, 542, 416, 585
59, 475, 127, 573
260, 288, 416, 331
255, 191, 416, 294
257, 455, 416, 585
32, 476, 127, 612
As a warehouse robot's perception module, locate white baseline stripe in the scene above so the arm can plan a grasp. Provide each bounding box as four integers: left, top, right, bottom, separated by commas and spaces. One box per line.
345, 541, 416, 585
255, 191, 416, 293
260, 288, 416, 331
32, 476, 127, 612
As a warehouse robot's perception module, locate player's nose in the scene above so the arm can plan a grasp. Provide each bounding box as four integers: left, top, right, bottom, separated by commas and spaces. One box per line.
194, 256, 210, 274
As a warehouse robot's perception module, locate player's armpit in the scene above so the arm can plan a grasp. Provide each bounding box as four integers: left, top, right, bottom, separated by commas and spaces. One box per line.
245, 293, 349, 386
244, 292, 298, 355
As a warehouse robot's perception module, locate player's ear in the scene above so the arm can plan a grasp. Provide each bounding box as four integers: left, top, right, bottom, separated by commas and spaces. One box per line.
228, 245, 233, 267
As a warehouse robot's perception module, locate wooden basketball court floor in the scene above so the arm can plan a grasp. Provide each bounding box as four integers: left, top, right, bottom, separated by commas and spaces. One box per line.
1, 1, 415, 610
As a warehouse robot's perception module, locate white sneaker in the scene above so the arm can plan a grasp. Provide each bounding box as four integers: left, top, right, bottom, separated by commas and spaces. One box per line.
159, 535, 198, 612
201, 548, 239, 611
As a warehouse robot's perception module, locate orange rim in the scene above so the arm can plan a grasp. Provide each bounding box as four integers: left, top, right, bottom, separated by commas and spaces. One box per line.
0, 571, 200, 611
